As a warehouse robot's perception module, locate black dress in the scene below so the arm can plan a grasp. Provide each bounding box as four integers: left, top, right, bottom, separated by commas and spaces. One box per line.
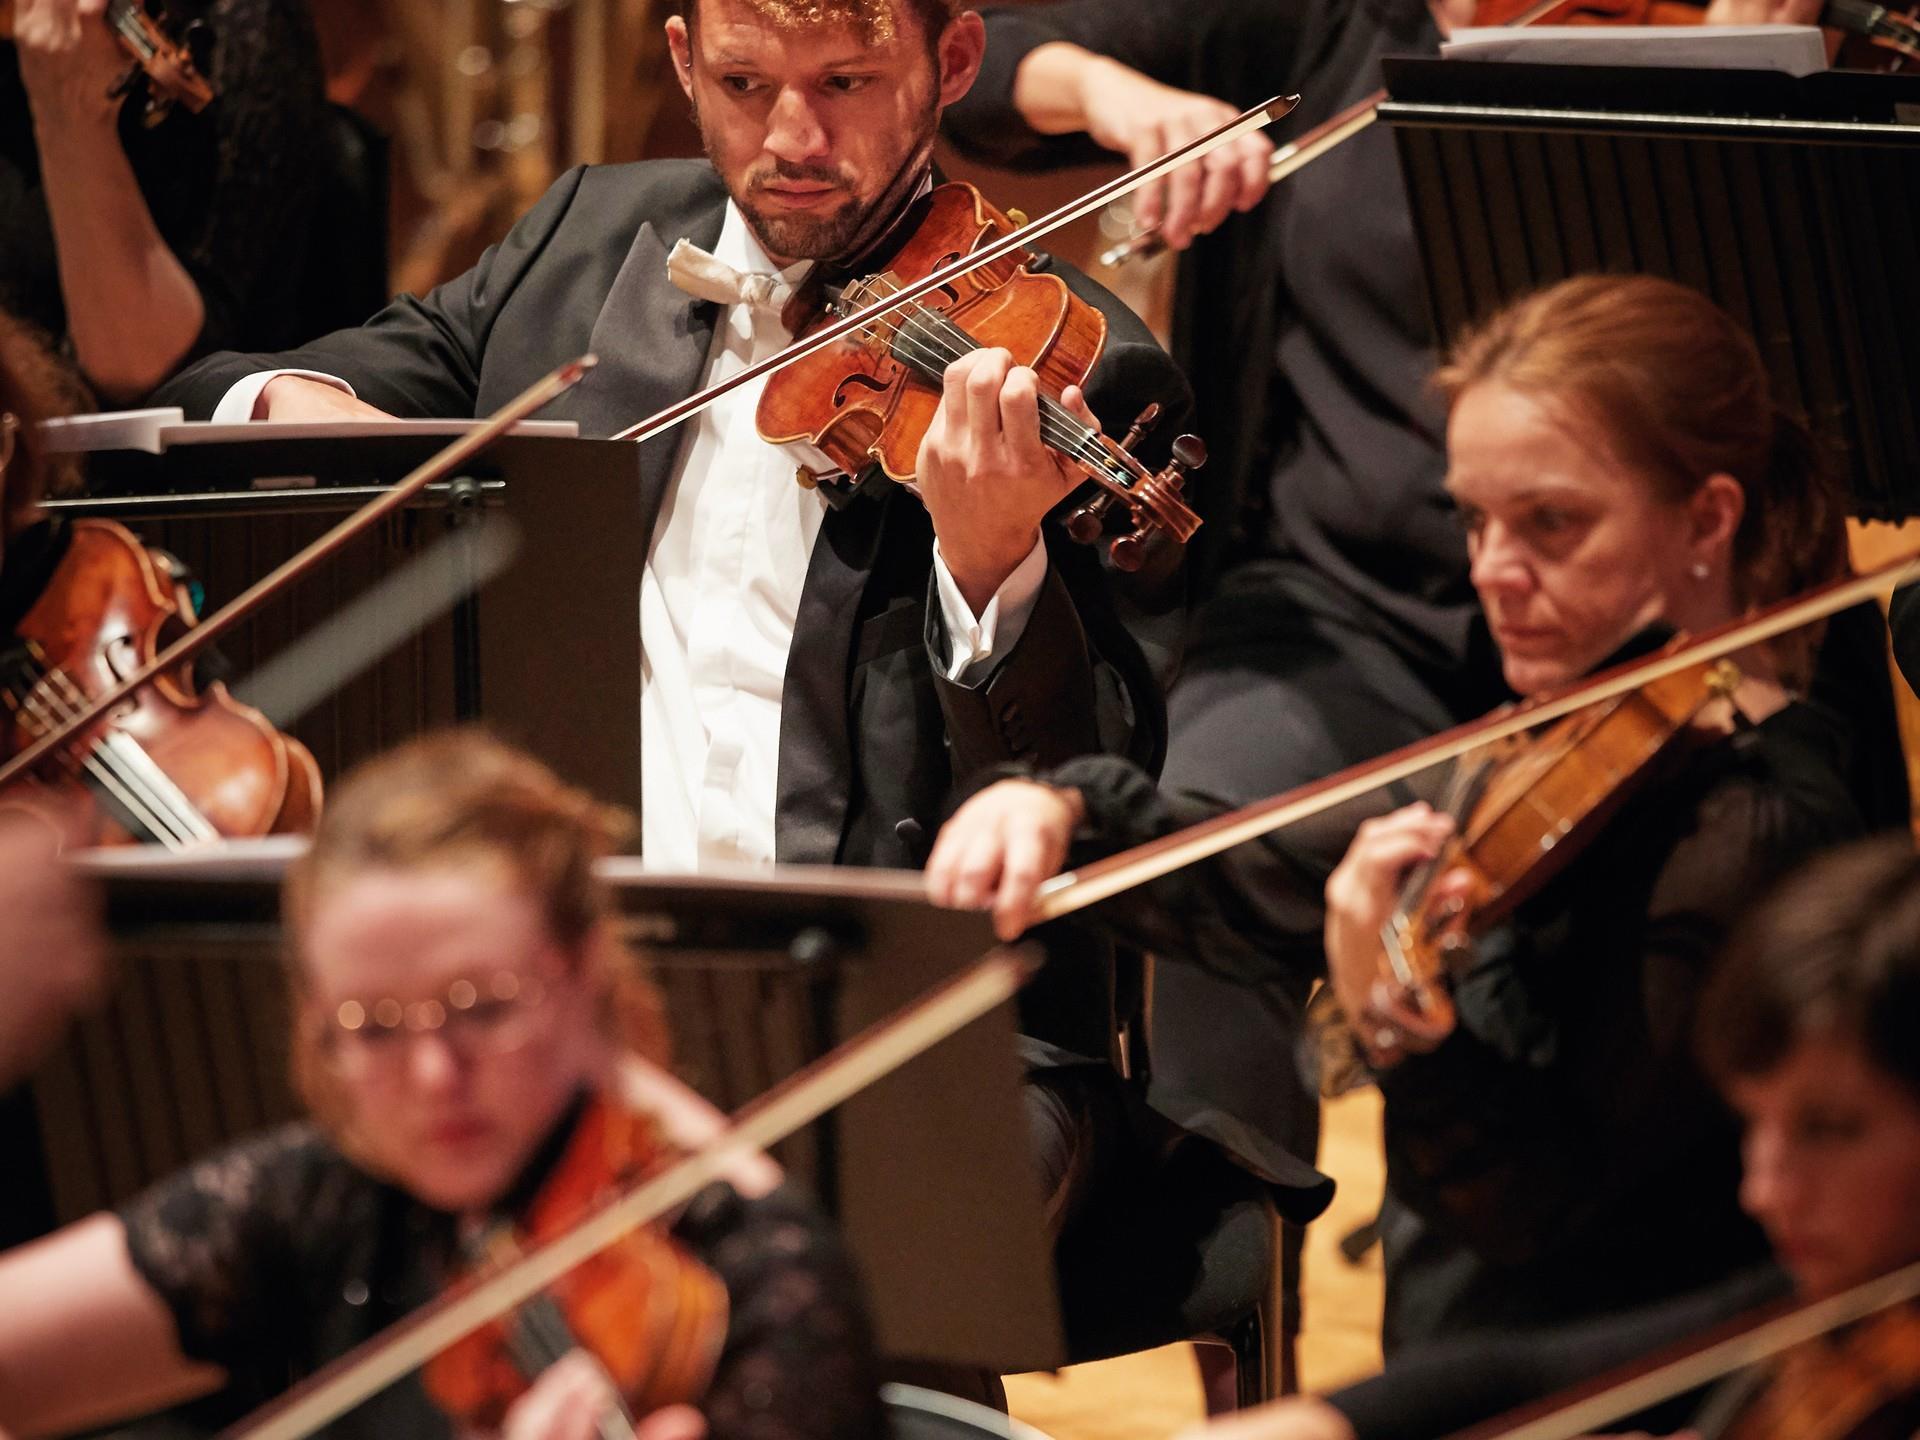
1040, 688, 1866, 1351
0, 0, 327, 373
115, 1111, 885, 1440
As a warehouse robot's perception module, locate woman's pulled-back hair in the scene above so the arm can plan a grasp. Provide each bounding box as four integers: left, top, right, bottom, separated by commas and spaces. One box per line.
286, 728, 633, 958
1699, 835, 1920, 1102
1436, 274, 1848, 684
286, 730, 664, 1125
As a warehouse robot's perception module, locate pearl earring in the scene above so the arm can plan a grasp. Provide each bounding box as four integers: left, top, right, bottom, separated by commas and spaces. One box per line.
1691, 562, 1710, 580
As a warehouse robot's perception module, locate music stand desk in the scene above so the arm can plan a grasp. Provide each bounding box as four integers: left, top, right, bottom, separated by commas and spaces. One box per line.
1380, 59, 1920, 518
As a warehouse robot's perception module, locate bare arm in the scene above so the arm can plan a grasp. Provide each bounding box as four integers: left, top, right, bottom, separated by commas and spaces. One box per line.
1007, 41, 1271, 249
13, 0, 206, 402
0, 1214, 225, 1437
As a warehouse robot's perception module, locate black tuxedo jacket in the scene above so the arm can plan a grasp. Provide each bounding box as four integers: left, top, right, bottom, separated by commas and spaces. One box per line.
159, 159, 1191, 1055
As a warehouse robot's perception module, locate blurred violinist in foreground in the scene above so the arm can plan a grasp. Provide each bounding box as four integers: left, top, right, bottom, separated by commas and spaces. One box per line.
0, 311, 105, 1089
1177, 832, 1920, 1440
0, 731, 882, 1440
931, 273, 1881, 1350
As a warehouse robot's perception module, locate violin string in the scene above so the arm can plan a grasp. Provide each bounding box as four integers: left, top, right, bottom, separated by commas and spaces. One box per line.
25, 687, 199, 849
13, 663, 206, 848
7, 678, 194, 849
860, 308, 1117, 475
34, 662, 214, 844
839, 277, 1128, 481
868, 306, 1121, 477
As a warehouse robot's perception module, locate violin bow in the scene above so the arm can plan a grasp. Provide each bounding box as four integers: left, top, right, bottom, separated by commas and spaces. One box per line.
1029, 542, 1920, 925
0, 357, 597, 799
608, 93, 1299, 447
221, 947, 1037, 1440
1448, 1258, 1920, 1440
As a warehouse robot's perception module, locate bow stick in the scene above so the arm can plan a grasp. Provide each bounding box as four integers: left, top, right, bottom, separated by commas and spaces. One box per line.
1095, 0, 1668, 267
222, 947, 1036, 1440
1029, 543, 1920, 924
609, 94, 1298, 447
0, 358, 596, 800
1449, 1258, 1920, 1440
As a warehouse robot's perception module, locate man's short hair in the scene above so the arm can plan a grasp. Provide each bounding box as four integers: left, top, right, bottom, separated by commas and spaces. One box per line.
670, 0, 963, 47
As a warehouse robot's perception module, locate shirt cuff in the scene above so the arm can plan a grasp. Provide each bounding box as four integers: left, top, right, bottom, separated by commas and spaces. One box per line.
211, 369, 356, 424
931, 534, 1049, 684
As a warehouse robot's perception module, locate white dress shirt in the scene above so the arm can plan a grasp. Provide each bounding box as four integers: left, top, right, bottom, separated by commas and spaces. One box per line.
212, 200, 1051, 872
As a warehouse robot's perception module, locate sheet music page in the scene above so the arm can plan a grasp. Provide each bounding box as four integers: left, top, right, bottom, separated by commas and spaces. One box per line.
1441, 24, 1828, 76
37, 413, 581, 455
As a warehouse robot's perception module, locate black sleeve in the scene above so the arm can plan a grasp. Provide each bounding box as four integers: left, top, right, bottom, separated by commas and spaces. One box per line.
153, 165, 594, 420
175, 0, 328, 362
1328, 1265, 1790, 1440
944, 0, 1312, 171
926, 266, 1195, 778
672, 1183, 884, 1440
116, 1124, 346, 1386
1375, 734, 1862, 1263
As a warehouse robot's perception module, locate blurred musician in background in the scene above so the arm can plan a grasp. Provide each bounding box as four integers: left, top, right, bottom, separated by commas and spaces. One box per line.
1176, 832, 1920, 1440
1, 0, 328, 402
931, 274, 1878, 1350
0, 311, 105, 1245
0, 731, 881, 1440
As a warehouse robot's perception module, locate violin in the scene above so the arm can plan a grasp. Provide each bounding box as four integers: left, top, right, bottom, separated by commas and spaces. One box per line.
0, 0, 216, 124
423, 1096, 730, 1436
0, 359, 596, 842
0, 518, 319, 849
1711, 1302, 1920, 1440
756, 180, 1207, 572
1371, 643, 1742, 1045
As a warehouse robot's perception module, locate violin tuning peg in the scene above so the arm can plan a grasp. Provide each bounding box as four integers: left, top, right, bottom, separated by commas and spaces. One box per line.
1065, 492, 1117, 544
1108, 529, 1147, 572
1120, 403, 1163, 455
1169, 434, 1207, 477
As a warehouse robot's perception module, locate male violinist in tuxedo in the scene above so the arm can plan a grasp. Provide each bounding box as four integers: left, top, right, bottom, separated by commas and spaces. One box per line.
155, 0, 1336, 1333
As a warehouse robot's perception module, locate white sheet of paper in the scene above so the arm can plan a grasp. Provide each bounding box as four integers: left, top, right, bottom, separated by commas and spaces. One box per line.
37, 413, 580, 455
1441, 24, 1828, 76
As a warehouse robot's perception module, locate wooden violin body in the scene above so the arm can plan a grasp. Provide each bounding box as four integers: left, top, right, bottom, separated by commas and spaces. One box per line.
757, 181, 1207, 571
0, 519, 318, 848
422, 1097, 729, 1432
1381, 646, 1741, 1030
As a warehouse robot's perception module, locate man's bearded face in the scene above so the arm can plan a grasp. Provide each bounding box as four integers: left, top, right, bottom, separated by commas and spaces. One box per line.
670, 0, 948, 263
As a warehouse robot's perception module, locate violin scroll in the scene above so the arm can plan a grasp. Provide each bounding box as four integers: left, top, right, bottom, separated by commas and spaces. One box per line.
1066, 403, 1206, 571
104, 0, 215, 125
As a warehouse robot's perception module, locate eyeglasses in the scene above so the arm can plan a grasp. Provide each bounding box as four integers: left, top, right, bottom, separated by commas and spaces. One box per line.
315, 970, 553, 1077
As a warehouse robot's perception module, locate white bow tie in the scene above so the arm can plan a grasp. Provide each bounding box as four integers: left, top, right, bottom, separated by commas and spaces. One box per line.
665, 238, 798, 315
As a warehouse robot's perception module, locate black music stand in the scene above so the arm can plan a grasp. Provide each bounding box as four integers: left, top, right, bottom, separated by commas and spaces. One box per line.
53, 433, 649, 814
75, 846, 1065, 1374
1379, 59, 1920, 519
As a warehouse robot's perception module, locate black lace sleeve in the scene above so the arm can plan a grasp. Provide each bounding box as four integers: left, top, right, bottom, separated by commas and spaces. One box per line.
672, 1183, 885, 1440
115, 1123, 358, 1387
